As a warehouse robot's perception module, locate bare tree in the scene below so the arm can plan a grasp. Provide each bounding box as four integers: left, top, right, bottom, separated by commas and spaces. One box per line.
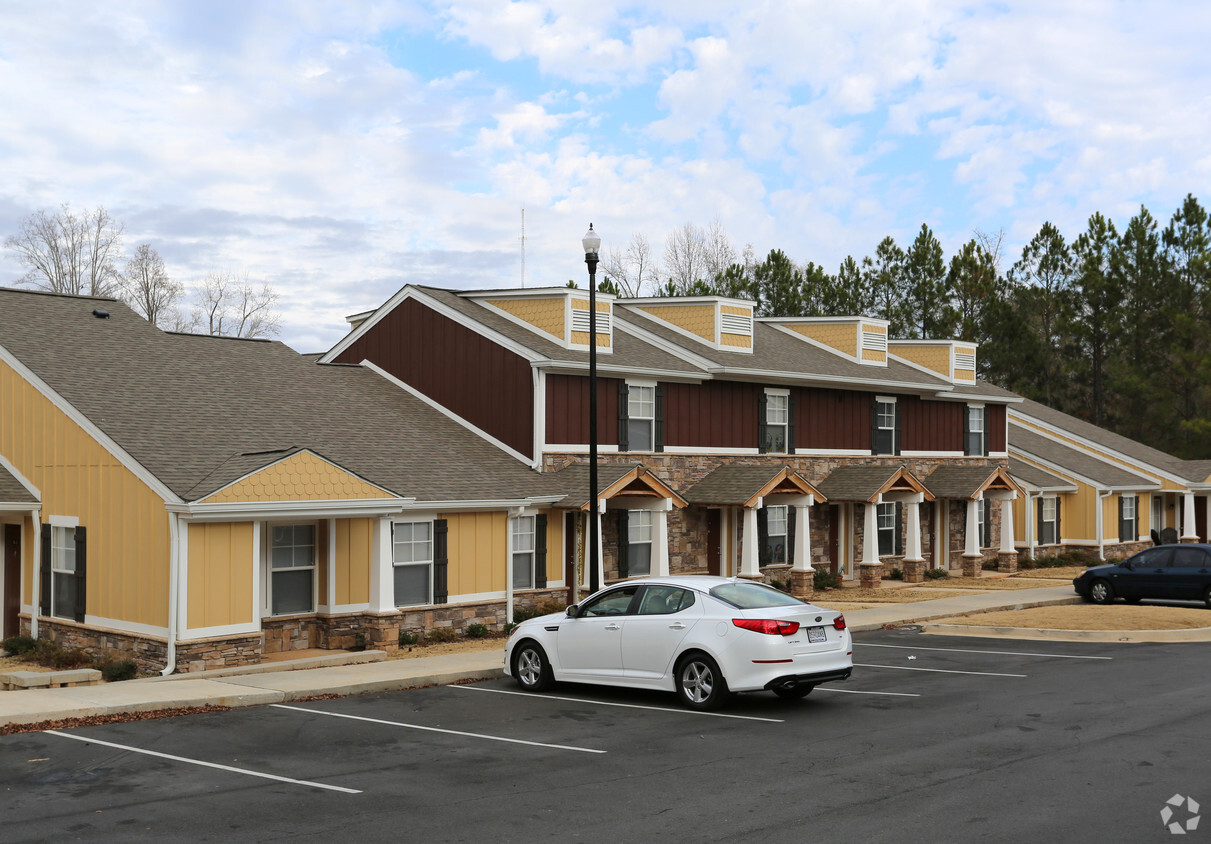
4, 204, 125, 295
974, 227, 1007, 273
120, 243, 186, 328
662, 222, 707, 294
602, 232, 657, 297
192, 271, 281, 338
702, 218, 737, 282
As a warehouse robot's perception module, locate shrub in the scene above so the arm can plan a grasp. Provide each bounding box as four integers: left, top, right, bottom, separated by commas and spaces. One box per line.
924, 568, 950, 580
466, 623, 489, 639
424, 627, 457, 644
537, 600, 566, 616
512, 606, 542, 624
888, 568, 904, 581
100, 659, 138, 682
813, 569, 842, 590
399, 630, 420, 647
769, 579, 787, 591
2, 634, 37, 656
33, 639, 94, 669
502, 622, 518, 636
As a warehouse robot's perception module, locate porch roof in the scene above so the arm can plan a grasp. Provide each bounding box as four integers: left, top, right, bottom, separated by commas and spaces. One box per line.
1010, 424, 1158, 490
924, 464, 1023, 500
815, 464, 933, 503
550, 462, 688, 510
0, 463, 38, 507
1007, 458, 1079, 494
684, 465, 825, 508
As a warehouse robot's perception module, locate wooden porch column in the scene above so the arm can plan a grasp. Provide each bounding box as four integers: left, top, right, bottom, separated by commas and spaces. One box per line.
962, 498, 982, 577
740, 505, 761, 579
901, 495, 925, 583
1182, 492, 1199, 542
860, 502, 882, 588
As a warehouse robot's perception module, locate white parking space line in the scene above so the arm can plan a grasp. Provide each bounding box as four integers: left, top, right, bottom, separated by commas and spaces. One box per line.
43, 730, 361, 794
854, 663, 1026, 678
453, 685, 785, 722
271, 704, 607, 753
858, 643, 1112, 660
815, 688, 921, 697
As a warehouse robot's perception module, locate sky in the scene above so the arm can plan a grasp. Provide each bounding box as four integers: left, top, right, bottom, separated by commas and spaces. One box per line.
2, 1, 1209, 353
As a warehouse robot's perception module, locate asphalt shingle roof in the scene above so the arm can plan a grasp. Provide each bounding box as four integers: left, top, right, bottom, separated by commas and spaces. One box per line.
816, 465, 904, 502
1007, 457, 1078, 492
684, 465, 790, 506
1009, 423, 1157, 490
0, 463, 37, 504
0, 288, 558, 504
923, 465, 1001, 500
547, 462, 643, 509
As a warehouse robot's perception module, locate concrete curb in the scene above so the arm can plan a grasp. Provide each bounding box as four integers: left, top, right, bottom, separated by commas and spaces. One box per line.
847, 595, 1082, 632
149, 650, 388, 682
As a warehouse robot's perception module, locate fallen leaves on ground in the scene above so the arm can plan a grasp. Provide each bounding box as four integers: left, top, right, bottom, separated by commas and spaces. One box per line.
935, 603, 1211, 630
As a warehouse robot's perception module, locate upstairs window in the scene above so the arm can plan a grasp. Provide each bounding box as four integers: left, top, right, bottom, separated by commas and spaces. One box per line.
618, 382, 664, 452
872, 397, 899, 455
759, 389, 794, 454
965, 405, 986, 456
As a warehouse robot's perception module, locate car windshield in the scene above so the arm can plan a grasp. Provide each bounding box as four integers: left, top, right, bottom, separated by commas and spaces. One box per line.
709, 582, 807, 609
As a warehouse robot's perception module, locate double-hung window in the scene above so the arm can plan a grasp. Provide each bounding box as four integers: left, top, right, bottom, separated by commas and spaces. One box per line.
512, 516, 536, 589
627, 510, 653, 577
763, 505, 789, 565
975, 499, 992, 548
1119, 494, 1138, 542
1040, 498, 1059, 545
50, 525, 78, 619
965, 405, 986, 456
762, 391, 789, 454
394, 521, 433, 606
270, 524, 315, 615
627, 385, 656, 452
876, 503, 898, 556
873, 397, 898, 455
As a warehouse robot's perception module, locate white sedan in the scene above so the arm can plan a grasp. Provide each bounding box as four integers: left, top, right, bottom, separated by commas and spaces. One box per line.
503, 576, 853, 710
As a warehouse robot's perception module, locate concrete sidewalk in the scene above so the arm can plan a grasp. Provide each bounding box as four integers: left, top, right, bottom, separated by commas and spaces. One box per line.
0, 584, 1080, 729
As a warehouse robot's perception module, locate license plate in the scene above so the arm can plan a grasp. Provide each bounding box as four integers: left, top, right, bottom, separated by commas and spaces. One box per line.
807, 626, 827, 643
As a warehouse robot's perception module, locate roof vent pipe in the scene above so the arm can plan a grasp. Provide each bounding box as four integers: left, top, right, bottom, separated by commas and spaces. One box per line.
92, 309, 110, 319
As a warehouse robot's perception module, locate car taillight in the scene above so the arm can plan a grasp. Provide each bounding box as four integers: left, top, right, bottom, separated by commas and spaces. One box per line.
833, 614, 847, 630
733, 618, 800, 636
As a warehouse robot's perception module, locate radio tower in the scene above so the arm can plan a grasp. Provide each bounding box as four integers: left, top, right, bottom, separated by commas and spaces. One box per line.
520, 206, 526, 288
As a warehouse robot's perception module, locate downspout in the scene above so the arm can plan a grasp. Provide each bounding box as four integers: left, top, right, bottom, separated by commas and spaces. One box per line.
161, 510, 180, 676
1027, 493, 1037, 561
30, 507, 42, 638
1096, 489, 1112, 561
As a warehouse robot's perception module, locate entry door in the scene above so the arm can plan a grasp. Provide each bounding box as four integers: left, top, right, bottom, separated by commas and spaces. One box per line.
3, 524, 20, 639
706, 510, 721, 576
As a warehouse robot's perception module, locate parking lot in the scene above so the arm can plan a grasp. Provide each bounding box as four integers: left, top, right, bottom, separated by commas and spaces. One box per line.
3, 628, 1209, 842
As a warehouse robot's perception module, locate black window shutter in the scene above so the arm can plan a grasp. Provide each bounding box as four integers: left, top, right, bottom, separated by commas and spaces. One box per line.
1118, 496, 1128, 541
617, 382, 629, 451
757, 508, 770, 566
433, 519, 448, 604
1056, 500, 1062, 544
894, 401, 902, 456
534, 514, 548, 588
40, 523, 51, 617
73, 526, 87, 623
654, 385, 665, 453
787, 391, 796, 455
758, 392, 768, 453
894, 502, 904, 556
870, 397, 878, 455
616, 510, 629, 579
787, 505, 797, 565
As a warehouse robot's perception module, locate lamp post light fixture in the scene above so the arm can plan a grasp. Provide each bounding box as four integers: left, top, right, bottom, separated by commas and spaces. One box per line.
582, 223, 602, 592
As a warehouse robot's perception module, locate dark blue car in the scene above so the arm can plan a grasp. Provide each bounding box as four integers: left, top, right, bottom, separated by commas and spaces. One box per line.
1074, 544, 1211, 606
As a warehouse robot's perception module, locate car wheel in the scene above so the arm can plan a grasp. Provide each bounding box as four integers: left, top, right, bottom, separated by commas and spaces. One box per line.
675, 653, 729, 711
1089, 579, 1115, 605
772, 685, 814, 700
511, 641, 554, 692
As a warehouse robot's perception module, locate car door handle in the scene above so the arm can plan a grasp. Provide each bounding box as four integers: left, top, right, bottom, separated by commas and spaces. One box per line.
603, 623, 621, 631
668, 623, 686, 629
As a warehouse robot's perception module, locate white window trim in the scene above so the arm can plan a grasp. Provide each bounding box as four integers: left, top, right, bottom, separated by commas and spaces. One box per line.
874, 397, 897, 455
876, 502, 896, 556
511, 515, 537, 590
765, 504, 789, 565
1040, 497, 1058, 545
1121, 494, 1137, 541
625, 380, 657, 453
763, 388, 790, 455
265, 521, 318, 617
49, 524, 76, 619
393, 519, 435, 607
627, 510, 654, 576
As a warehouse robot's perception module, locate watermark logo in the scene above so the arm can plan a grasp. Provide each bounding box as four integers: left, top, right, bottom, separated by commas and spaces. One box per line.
1161, 794, 1200, 835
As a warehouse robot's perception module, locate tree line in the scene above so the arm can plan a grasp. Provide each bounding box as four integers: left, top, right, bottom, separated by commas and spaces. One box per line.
596, 200, 1211, 460
3, 204, 281, 339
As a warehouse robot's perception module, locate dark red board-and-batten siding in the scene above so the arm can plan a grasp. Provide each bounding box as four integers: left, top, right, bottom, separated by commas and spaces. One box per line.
795, 388, 871, 451
546, 374, 619, 446
664, 381, 762, 449
333, 297, 534, 456
900, 395, 964, 452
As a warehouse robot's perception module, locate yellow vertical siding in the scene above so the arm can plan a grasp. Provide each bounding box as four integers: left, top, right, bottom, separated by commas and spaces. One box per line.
0, 359, 169, 627
186, 522, 254, 629
334, 518, 373, 605
442, 511, 507, 595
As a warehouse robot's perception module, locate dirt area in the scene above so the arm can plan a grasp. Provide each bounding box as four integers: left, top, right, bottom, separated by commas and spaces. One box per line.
1012, 566, 1089, 580
815, 587, 968, 605
935, 575, 1066, 590
391, 637, 504, 659
936, 603, 1211, 631
0, 655, 55, 674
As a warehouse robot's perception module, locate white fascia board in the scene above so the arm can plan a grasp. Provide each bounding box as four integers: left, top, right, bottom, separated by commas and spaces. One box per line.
612, 318, 718, 371
1009, 410, 1188, 485
0, 502, 40, 512
0, 452, 41, 501
901, 450, 966, 458
0, 341, 182, 505
709, 365, 941, 394
363, 359, 534, 466
934, 390, 1022, 403
537, 360, 706, 384
544, 444, 621, 454
169, 498, 413, 521
418, 496, 565, 512
319, 286, 545, 365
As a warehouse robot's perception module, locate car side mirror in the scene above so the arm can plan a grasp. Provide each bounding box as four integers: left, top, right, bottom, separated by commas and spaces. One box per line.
565, 605, 579, 619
